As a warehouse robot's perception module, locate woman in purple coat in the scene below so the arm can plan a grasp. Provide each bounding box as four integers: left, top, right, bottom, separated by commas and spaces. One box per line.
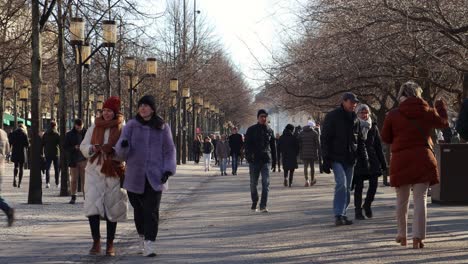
115, 95, 176, 257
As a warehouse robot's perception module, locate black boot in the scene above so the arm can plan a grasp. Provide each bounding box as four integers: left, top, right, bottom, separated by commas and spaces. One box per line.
69, 195, 77, 204
355, 208, 365, 220
363, 203, 373, 218
283, 178, 288, 187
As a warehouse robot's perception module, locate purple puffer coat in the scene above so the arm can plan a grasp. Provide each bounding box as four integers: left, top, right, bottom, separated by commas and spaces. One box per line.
115, 119, 176, 194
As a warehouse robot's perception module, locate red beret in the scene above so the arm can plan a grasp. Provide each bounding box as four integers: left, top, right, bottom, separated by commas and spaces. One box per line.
103, 96, 121, 114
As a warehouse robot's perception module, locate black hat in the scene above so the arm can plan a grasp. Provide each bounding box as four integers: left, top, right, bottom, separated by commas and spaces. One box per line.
342, 92, 359, 103
138, 95, 156, 112
257, 109, 268, 118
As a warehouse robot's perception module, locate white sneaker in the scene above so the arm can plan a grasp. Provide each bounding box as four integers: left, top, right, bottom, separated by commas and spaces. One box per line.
46, 183, 50, 188
138, 235, 144, 254
143, 240, 157, 257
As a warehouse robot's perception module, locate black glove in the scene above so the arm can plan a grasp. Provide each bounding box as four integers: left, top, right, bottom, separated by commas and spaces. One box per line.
121, 140, 129, 148
322, 159, 332, 174
161, 171, 172, 183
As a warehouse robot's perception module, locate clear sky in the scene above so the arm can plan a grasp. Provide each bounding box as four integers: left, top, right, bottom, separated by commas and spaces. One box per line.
197, 0, 302, 92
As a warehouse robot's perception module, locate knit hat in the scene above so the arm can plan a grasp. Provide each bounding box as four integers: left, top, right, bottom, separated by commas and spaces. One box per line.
138, 95, 156, 112
257, 109, 268, 118
307, 120, 316, 127
103, 96, 121, 114
285, 124, 294, 132
397, 81, 423, 99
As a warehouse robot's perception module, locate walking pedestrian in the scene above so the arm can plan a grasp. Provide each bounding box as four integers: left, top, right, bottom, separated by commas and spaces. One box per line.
0, 128, 14, 226
228, 127, 243, 175
353, 104, 387, 220
80, 96, 128, 256
216, 135, 230, 175
298, 121, 321, 187
9, 123, 28, 188
42, 121, 61, 188
321, 92, 368, 226
275, 133, 281, 172
201, 136, 214, 172
381, 81, 448, 249
192, 134, 202, 164
278, 124, 299, 187
115, 95, 176, 257
245, 109, 276, 212
211, 134, 219, 166
65, 119, 87, 204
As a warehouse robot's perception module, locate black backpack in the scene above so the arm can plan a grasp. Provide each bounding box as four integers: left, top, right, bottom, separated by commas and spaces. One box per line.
456, 99, 468, 141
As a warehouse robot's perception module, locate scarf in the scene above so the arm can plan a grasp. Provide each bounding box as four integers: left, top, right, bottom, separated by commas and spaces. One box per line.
89, 114, 124, 178
359, 117, 372, 140
135, 113, 165, 129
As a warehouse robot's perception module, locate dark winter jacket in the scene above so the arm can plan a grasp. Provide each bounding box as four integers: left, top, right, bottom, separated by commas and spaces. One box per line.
216, 140, 230, 159
64, 127, 87, 167
201, 142, 214, 154
298, 126, 320, 161
245, 123, 276, 164
9, 128, 29, 163
193, 140, 202, 154
321, 105, 368, 166
229, 133, 243, 155
42, 129, 60, 158
353, 123, 387, 179
278, 129, 299, 170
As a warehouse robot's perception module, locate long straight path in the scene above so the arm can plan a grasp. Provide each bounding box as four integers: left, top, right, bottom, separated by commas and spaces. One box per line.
1, 162, 468, 263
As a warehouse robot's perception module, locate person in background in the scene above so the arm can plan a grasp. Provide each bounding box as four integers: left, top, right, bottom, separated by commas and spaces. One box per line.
278, 124, 299, 187
9, 123, 29, 188
0, 128, 14, 226
65, 119, 87, 204
216, 135, 230, 176
211, 134, 219, 166
353, 104, 387, 220
201, 136, 214, 172
228, 127, 243, 175
42, 121, 61, 188
381, 81, 448, 249
80, 96, 128, 256
299, 120, 321, 187
192, 134, 202, 164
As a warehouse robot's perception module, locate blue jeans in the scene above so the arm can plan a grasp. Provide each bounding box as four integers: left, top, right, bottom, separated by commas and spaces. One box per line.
219, 158, 227, 173
45, 156, 60, 185
249, 162, 270, 209
332, 162, 354, 217
231, 153, 239, 173
0, 196, 11, 215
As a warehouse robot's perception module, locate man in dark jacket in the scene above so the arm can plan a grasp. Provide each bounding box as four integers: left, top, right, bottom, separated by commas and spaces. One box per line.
321, 92, 368, 226
299, 121, 321, 187
245, 109, 276, 212
42, 121, 61, 188
65, 119, 87, 204
228, 127, 243, 175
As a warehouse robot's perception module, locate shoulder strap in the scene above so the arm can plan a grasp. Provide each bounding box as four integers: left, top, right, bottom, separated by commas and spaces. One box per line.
400, 113, 434, 153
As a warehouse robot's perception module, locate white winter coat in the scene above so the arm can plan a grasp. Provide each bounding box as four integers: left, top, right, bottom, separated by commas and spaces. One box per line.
80, 124, 128, 222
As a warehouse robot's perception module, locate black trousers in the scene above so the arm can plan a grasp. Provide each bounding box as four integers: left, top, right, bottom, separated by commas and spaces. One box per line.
13, 162, 24, 185
284, 169, 295, 185
128, 179, 162, 241
194, 152, 200, 164
88, 215, 117, 241
354, 175, 378, 209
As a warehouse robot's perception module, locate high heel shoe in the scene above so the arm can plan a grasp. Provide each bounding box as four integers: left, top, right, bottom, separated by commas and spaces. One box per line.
413, 238, 424, 249
395, 236, 407, 246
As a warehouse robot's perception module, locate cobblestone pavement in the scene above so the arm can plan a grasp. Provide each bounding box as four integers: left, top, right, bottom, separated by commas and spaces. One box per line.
1, 161, 468, 263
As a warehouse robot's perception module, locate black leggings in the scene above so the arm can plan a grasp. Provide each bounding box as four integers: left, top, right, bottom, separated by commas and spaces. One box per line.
14, 162, 24, 185
354, 175, 378, 209
88, 215, 117, 241
284, 169, 295, 185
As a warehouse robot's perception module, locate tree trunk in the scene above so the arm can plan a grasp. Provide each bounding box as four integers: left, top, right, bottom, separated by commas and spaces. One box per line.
58, 0, 69, 197
28, 0, 43, 204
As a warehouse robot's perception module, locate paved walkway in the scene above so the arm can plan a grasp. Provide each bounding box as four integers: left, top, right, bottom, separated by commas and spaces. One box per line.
1, 161, 468, 263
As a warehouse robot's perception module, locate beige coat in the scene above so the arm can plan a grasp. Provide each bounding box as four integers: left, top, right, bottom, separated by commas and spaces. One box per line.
0, 129, 10, 191
80, 124, 128, 222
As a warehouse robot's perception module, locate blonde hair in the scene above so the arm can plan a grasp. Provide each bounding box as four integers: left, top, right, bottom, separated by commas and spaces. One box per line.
397, 81, 423, 99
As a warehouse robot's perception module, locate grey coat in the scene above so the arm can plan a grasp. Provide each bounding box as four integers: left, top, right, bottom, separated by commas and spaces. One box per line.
216, 140, 230, 159
299, 126, 321, 161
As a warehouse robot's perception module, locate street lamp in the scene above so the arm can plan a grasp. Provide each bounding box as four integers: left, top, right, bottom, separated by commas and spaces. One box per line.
69, 17, 117, 120
169, 78, 178, 145
181, 87, 190, 164
19, 86, 28, 126
125, 57, 158, 117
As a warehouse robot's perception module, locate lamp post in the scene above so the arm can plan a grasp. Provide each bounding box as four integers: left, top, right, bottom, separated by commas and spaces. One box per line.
181, 87, 190, 164
125, 57, 157, 118
4, 76, 18, 127
69, 17, 117, 120
19, 86, 28, 127
169, 79, 178, 146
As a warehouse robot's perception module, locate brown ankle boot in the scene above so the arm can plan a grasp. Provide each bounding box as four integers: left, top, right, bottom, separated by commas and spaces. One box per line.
106, 240, 115, 256
89, 238, 101, 255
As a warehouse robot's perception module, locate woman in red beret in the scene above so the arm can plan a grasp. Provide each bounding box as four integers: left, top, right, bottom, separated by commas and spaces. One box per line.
80, 96, 128, 256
